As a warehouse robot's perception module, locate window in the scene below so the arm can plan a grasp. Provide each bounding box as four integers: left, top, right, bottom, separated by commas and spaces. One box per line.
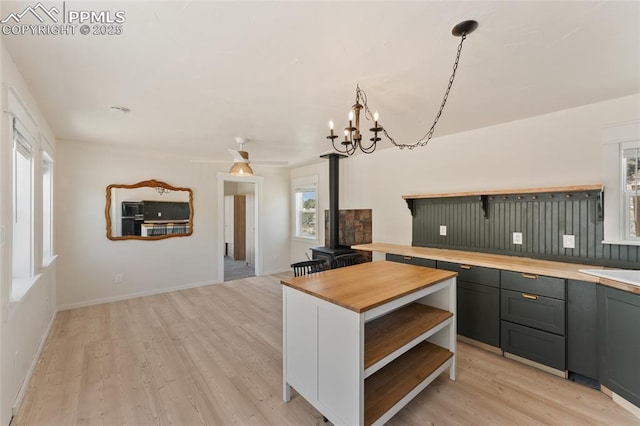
42, 152, 54, 261
623, 143, 640, 241
293, 177, 318, 240
12, 118, 34, 283
602, 121, 640, 246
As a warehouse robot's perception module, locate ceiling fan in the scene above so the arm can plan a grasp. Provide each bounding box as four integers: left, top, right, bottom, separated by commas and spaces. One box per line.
190, 137, 289, 170
228, 137, 255, 176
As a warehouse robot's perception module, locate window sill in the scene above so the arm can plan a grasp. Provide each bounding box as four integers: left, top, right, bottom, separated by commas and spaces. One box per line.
292, 236, 320, 244
602, 240, 640, 247
11, 273, 42, 302
42, 254, 58, 268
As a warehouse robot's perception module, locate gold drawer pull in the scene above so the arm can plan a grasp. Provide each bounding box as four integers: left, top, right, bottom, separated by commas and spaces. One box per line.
403, 256, 412, 260
521, 293, 539, 300
460, 265, 472, 270
522, 273, 538, 279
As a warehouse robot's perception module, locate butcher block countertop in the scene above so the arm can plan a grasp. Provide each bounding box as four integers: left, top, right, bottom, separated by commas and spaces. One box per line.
352, 243, 640, 295
280, 260, 457, 313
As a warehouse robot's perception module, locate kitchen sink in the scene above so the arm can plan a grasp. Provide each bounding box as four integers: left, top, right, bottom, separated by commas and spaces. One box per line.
579, 269, 640, 287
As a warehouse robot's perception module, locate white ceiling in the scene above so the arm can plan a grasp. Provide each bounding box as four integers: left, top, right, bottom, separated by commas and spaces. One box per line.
3, 1, 640, 165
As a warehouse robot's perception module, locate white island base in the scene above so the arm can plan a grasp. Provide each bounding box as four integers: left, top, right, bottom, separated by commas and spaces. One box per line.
281, 261, 457, 426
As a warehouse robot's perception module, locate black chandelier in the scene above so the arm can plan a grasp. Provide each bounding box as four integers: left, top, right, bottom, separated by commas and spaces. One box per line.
327, 20, 478, 156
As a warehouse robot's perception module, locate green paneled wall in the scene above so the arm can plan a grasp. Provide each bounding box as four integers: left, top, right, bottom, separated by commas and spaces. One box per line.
411, 190, 640, 268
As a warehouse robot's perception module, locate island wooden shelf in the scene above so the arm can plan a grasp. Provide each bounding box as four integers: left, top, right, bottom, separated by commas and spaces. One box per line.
364, 341, 453, 426
365, 303, 453, 371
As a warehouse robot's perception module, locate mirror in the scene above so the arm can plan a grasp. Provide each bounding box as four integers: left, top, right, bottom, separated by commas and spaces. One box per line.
106, 179, 194, 241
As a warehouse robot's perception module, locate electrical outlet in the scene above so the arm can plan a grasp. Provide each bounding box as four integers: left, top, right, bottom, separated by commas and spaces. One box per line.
512, 232, 523, 245
157, 212, 162, 217
439, 225, 447, 236
563, 234, 576, 249
115, 273, 123, 284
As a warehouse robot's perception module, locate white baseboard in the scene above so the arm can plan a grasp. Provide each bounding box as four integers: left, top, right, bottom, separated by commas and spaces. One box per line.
57, 279, 221, 311
12, 310, 57, 416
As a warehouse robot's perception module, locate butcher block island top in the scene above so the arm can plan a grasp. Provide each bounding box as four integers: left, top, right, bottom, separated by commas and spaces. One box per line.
280, 260, 457, 313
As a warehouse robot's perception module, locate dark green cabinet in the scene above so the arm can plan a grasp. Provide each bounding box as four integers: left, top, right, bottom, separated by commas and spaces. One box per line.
501, 289, 565, 335
437, 261, 500, 347
501, 320, 565, 370
500, 271, 566, 371
597, 285, 640, 407
385, 253, 436, 268
567, 280, 599, 382
457, 281, 500, 346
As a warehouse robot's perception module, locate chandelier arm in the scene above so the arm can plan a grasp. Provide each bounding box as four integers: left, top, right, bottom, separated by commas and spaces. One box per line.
360, 142, 377, 154
383, 33, 468, 149
359, 138, 377, 153
332, 139, 350, 154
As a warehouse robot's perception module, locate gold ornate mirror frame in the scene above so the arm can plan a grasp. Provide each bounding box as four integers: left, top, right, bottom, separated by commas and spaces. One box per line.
105, 179, 194, 241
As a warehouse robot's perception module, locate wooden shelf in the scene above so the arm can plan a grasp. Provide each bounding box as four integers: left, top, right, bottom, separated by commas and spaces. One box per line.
364, 341, 453, 426
365, 303, 452, 370
402, 184, 603, 200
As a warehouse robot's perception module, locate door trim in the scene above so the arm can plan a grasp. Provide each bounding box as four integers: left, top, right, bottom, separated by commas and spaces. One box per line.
217, 172, 263, 283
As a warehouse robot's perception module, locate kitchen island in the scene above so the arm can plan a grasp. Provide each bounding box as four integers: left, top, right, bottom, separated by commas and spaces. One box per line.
280, 260, 457, 426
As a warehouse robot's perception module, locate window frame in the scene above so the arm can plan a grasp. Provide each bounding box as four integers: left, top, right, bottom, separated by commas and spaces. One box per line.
11, 117, 36, 294
292, 176, 319, 242
621, 141, 640, 242
42, 149, 55, 264
602, 120, 640, 246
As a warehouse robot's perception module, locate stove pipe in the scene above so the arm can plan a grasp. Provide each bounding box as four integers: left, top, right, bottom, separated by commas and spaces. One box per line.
320, 153, 345, 249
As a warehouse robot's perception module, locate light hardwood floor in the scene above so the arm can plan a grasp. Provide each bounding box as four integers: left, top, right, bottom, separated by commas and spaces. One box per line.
13, 274, 640, 426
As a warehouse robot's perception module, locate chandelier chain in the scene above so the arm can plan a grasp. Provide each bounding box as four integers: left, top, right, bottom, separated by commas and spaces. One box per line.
328, 20, 477, 155
368, 33, 468, 150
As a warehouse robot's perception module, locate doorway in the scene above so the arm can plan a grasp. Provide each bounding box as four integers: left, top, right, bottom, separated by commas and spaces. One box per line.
217, 173, 263, 283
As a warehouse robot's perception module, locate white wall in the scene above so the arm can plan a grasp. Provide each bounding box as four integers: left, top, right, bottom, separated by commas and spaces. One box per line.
291, 94, 640, 254
56, 141, 291, 309
0, 45, 57, 426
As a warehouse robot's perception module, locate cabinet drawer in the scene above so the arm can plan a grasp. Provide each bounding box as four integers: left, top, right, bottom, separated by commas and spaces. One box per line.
386, 253, 436, 268
457, 281, 500, 347
501, 321, 566, 371
501, 290, 565, 335
437, 261, 499, 288
502, 270, 565, 300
